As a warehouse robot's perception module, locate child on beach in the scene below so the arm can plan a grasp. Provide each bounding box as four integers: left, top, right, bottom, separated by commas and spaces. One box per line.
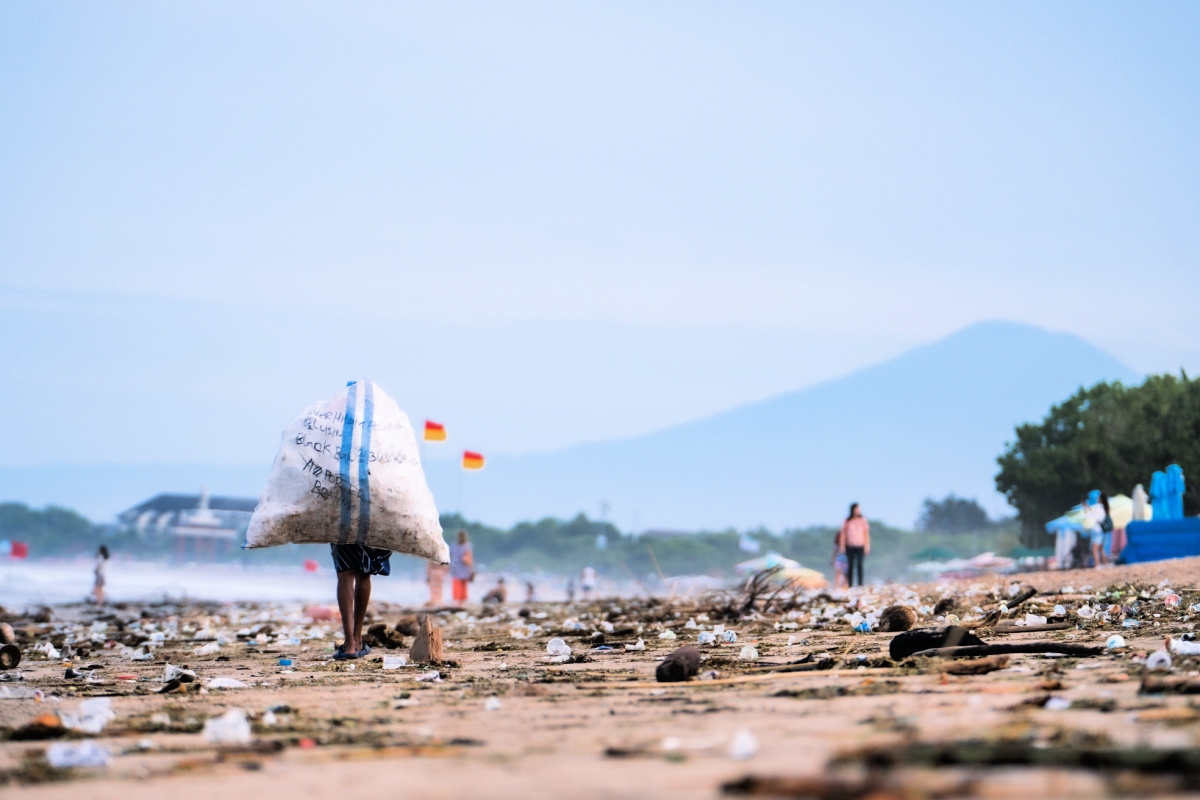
448, 530, 474, 606
92, 545, 109, 605
832, 535, 848, 590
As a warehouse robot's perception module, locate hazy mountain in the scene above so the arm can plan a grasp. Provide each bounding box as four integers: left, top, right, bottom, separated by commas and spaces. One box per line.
423, 320, 1140, 530
1, 321, 1138, 530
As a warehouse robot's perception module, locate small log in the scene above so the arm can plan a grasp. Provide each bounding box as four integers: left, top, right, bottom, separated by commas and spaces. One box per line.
940, 655, 1009, 675
908, 641, 1105, 660
408, 615, 443, 663
1140, 675, 1200, 695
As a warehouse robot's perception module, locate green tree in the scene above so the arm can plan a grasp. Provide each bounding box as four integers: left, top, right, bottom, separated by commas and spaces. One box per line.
916, 494, 990, 534
996, 374, 1200, 544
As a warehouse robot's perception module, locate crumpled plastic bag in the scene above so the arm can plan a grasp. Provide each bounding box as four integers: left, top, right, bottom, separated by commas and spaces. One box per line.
246, 380, 449, 563
203, 709, 252, 744
59, 698, 115, 734
46, 740, 111, 768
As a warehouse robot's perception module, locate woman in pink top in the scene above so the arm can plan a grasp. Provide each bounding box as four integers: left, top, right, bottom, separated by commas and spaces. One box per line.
837, 503, 870, 587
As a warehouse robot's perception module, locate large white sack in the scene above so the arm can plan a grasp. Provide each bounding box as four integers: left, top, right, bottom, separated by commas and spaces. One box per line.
245, 379, 449, 563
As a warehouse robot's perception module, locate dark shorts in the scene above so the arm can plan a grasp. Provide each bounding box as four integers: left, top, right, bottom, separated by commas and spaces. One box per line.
330, 544, 392, 576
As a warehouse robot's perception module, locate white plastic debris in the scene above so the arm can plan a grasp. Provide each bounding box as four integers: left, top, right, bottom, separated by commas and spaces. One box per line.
684, 619, 698, 630
722, 630, 738, 643
244, 380, 449, 563
1105, 635, 1126, 650
497, 661, 508, 670
415, 670, 442, 682
1053, 605, 1067, 616
383, 655, 408, 669
696, 631, 717, 645
46, 740, 111, 768
1044, 697, 1072, 711
1077, 606, 1096, 620
207, 677, 250, 689
484, 696, 502, 712
625, 639, 646, 651
1170, 638, 1200, 656
659, 630, 677, 640
728, 728, 760, 760
34, 642, 61, 660
546, 638, 572, 657
194, 642, 220, 656
737, 646, 759, 661
1146, 650, 1173, 671
713, 624, 726, 636
1023, 614, 1048, 626
203, 708, 252, 744
60, 698, 115, 734
261, 709, 278, 726
163, 664, 196, 683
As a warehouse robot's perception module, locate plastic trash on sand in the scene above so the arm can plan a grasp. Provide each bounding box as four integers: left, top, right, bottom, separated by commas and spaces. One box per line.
46, 740, 111, 768
194, 642, 220, 656
722, 630, 739, 643
204, 709, 252, 745
1146, 650, 1173, 671
696, 632, 716, 645
207, 677, 250, 689
244, 380, 449, 563
59, 698, 115, 734
1105, 635, 1126, 650
383, 655, 408, 670
163, 664, 196, 683
546, 638, 571, 657
1170, 637, 1200, 656
659, 630, 677, 640
415, 670, 442, 682
728, 729, 760, 760
738, 646, 759, 661
1023, 613, 1048, 626
484, 697, 502, 711
625, 639, 646, 651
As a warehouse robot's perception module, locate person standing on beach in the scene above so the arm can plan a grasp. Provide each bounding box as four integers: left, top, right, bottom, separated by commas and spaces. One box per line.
425, 560, 449, 606
837, 503, 870, 587
92, 545, 109, 605
330, 543, 390, 660
1083, 491, 1112, 567
580, 564, 597, 601
449, 529, 474, 606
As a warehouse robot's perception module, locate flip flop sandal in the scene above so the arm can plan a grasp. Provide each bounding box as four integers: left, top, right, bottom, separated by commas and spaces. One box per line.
357, 644, 371, 658
332, 644, 353, 661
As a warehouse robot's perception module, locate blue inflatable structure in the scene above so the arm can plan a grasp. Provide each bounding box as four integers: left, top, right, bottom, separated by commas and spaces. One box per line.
1121, 464, 1195, 564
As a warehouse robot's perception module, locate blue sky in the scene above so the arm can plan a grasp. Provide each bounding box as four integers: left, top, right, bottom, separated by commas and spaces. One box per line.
1, 3, 1198, 466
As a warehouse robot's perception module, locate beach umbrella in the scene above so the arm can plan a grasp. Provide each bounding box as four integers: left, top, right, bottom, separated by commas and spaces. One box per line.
734, 552, 801, 574
773, 567, 828, 590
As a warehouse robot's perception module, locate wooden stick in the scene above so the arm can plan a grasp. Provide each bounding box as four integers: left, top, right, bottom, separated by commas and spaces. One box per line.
981, 585, 1038, 626
907, 641, 1105, 659
991, 622, 1073, 633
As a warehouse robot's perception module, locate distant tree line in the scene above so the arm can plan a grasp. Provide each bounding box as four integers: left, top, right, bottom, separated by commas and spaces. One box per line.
996, 373, 1200, 545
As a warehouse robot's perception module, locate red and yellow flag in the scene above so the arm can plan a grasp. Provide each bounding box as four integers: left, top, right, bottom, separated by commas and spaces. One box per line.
423, 421, 447, 442
462, 450, 485, 470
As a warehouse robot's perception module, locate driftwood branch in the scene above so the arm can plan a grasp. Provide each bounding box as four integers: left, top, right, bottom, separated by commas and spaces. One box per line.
908, 641, 1105, 659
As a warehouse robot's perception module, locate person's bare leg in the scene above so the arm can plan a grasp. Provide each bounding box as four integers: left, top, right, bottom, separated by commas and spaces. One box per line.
336, 571, 356, 654
353, 574, 371, 652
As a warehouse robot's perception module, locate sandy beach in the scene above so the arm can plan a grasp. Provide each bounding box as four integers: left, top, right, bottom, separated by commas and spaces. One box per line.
4, 559, 1200, 799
